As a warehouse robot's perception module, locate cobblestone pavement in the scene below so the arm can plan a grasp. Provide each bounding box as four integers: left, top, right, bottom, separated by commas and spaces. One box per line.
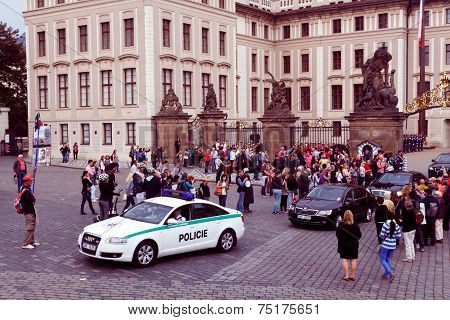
0, 153, 449, 300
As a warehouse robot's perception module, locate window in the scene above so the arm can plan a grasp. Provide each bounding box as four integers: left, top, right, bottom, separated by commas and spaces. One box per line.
264, 88, 270, 110
424, 11, 429, 27
283, 25, 290, 39
81, 124, 90, 145
58, 74, 68, 108
286, 88, 292, 110
355, 16, 364, 31
447, 44, 450, 64
79, 72, 90, 107
101, 22, 110, 50
183, 23, 191, 51
264, 25, 269, 39
251, 87, 258, 112
264, 56, 269, 74
332, 121, 342, 137
57, 28, 66, 55
447, 9, 450, 24
219, 75, 227, 108
37, 31, 45, 57
182, 71, 192, 107
162, 69, 173, 97
378, 13, 388, 29
124, 68, 137, 105
283, 55, 291, 74
202, 28, 209, 53
126, 123, 136, 145
332, 85, 343, 110
219, 0, 225, 9
333, 51, 341, 70
202, 73, 210, 103
251, 22, 257, 36
60, 124, 68, 144
333, 19, 341, 34
219, 31, 226, 56
79, 25, 88, 52
38, 76, 48, 109
353, 84, 363, 106
301, 23, 309, 37
300, 87, 310, 111
37, 0, 44, 8
57, 0, 65, 4
424, 45, 429, 66
124, 18, 134, 47
301, 53, 309, 72
101, 70, 113, 106
354, 49, 364, 69
162, 19, 171, 47
103, 123, 112, 145
193, 204, 220, 219
252, 53, 257, 73
301, 122, 309, 137
202, 0, 208, 4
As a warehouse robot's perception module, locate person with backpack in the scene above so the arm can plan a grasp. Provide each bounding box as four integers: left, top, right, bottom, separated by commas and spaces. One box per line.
401, 200, 417, 263
17, 176, 39, 249
379, 212, 402, 283
421, 188, 439, 246
96, 174, 120, 222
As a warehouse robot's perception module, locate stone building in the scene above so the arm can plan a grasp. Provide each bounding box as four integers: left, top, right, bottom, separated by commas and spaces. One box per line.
24, 0, 450, 160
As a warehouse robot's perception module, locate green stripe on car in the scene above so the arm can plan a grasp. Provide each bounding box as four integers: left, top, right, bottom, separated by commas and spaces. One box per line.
125, 213, 241, 239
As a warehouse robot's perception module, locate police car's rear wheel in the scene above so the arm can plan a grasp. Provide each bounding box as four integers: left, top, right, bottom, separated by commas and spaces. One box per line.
217, 229, 236, 253
133, 241, 157, 267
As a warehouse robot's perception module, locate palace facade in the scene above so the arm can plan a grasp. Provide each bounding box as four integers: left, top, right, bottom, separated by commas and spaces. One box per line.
24, 0, 450, 159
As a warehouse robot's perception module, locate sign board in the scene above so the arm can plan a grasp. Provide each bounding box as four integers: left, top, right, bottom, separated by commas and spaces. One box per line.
33, 125, 51, 147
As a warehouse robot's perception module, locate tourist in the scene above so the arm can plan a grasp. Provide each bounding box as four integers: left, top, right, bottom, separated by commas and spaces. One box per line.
129, 145, 136, 164
96, 174, 117, 221
18, 176, 39, 249
217, 174, 229, 207
236, 170, 245, 213
80, 170, 96, 216
401, 200, 417, 263
243, 168, 254, 213
123, 173, 136, 213
271, 169, 283, 214
13, 154, 27, 193
379, 212, 402, 283
435, 190, 447, 244
199, 180, 211, 201
422, 188, 439, 246
111, 150, 119, 173
73, 142, 79, 160
336, 210, 362, 281
374, 197, 388, 245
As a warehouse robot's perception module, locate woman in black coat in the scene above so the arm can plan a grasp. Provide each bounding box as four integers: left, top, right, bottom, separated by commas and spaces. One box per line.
336, 210, 362, 281
243, 171, 254, 213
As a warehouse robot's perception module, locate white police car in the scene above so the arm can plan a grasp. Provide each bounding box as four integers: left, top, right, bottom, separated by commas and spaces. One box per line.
78, 190, 245, 267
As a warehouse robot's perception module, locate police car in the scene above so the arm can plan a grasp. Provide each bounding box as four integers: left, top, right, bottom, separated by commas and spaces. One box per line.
78, 190, 245, 267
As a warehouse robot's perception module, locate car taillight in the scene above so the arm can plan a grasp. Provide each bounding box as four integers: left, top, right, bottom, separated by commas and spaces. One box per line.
241, 215, 244, 223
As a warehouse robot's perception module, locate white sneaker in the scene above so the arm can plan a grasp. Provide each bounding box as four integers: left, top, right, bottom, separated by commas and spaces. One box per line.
33, 242, 40, 247
21, 244, 35, 249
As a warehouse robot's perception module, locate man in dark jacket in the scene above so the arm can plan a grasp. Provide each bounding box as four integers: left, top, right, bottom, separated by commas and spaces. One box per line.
19, 176, 39, 249
297, 168, 310, 199
421, 189, 439, 246
144, 169, 163, 199
13, 155, 27, 192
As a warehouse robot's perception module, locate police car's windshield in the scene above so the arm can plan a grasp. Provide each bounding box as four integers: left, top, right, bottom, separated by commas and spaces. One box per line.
122, 202, 173, 224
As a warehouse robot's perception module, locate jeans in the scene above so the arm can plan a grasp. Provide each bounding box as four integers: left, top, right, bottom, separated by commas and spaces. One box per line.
280, 195, 288, 212
261, 177, 267, 196
236, 192, 245, 212
90, 185, 96, 200
123, 195, 135, 212
17, 171, 26, 192
204, 161, 210, 174
81, 191, 95, 214
211, 159, 217, 173
287, 191, 294, 209
424, 216, 436, 245
73, 152, 78, 160
98, 200, 111, 221
415, 224, 424, 249
273, 189, 282, 212
403, 230, 416, 260
219, 195, 227, 207
379, 247, 395, 276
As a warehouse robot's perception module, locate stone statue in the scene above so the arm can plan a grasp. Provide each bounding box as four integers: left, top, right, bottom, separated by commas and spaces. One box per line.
203, 83, 219, 112
355, 44, 399, 111
266, 72, 290, 112
160, 88, 183, 114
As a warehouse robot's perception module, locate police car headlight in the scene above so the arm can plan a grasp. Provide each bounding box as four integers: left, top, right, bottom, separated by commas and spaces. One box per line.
106, 237, 128, 245
318, 210, 332, 216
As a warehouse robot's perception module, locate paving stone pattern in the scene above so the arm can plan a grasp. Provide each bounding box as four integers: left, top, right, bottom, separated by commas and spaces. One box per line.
1, 154, 449, 300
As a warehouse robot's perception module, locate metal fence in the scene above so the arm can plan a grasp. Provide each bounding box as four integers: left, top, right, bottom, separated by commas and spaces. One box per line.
216, 121, 263, 147
290, 124, 350, 148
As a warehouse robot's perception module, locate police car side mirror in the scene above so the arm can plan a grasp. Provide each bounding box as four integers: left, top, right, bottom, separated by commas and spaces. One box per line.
431, 159, 435, 163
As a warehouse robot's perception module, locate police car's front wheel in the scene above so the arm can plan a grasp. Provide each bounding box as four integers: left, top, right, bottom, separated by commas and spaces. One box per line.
217, 229, 236, 253
133, 241, 157, 267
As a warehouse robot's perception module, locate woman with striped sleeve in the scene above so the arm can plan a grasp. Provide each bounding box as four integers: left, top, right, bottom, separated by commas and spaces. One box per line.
379, 212, 402, 283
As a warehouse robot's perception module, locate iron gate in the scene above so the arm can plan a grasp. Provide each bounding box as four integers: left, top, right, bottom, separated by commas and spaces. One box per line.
216, 121, 263, 147
290, 119, 349, 148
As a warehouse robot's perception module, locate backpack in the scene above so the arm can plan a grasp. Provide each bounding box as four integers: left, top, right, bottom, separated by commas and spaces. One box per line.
14, 189, 26, 214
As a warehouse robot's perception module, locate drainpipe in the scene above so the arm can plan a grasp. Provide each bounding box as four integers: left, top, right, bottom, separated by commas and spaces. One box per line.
405, 0, 413, 131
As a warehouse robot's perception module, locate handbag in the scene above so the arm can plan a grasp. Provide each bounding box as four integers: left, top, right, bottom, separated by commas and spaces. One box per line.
214, 186, 222, 196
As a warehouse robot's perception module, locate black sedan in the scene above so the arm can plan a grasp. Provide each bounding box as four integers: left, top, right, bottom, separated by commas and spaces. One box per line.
367, 171, 427, 199
428, 153, 450, 178
289, 184, 376, 229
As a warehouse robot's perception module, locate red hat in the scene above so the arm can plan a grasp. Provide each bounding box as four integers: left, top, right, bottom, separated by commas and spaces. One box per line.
22, 176, 34, 182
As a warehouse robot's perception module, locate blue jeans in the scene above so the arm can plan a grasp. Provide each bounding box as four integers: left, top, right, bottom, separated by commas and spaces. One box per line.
379, 247, 395, 276
212, 159, 217, 173
219, 195, 227, 207
236, 192, 245, 212
17, 171, 26, 192
273, 189, 282, 212
287, 191, 294, 209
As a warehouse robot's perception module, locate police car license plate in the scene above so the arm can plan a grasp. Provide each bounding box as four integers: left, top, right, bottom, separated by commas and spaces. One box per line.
298, 214, 311, 220
82, 243, 97, 251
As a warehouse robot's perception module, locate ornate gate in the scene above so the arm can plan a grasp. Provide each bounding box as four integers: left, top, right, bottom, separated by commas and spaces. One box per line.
215, 121, 263, 147
290, 118, 350, 148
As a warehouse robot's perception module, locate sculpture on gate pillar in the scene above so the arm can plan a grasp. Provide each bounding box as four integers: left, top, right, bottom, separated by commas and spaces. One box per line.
355, 44, 399, 112
266, 72, 291, 113
203, 83, 219, 112
159, 88, 183, 114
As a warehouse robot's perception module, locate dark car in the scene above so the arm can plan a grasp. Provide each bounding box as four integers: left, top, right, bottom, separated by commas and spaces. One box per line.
367, 171, 427, 199
289, 184, 376, 229
428, 153, 450, 178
